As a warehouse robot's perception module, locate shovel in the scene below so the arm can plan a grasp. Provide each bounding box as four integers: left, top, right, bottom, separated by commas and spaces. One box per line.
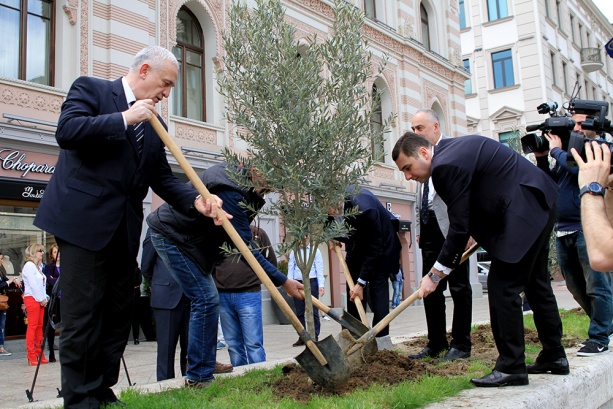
310, 295, 369, 338
149, 116, 348, 375
344, 242, 480, 362
333, 245, 369, 327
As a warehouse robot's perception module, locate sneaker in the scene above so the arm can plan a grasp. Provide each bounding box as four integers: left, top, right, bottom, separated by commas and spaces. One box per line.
322, 315, 331, 321
216, 341, 227, 350
577, 340, 609, 356
184, 378, 212, 389
0, 348, 11, 356
578, 339, 589, 348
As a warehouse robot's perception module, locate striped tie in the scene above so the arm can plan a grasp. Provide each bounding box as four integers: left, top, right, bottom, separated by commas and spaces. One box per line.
133, 122, 144, 155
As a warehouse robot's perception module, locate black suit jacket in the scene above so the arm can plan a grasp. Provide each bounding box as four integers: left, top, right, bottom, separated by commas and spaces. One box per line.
34, 76, 196, 256
432, 135, 558, 266
341, 189, 401, 282
141, 231, 184, 310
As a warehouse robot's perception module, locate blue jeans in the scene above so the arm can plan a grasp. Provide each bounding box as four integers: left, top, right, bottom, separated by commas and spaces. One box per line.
219, 291, 266, 367
391, 281, 402, 308
557, 231, 613, 346
150, 230, 219, 383
0, 309, 6, 347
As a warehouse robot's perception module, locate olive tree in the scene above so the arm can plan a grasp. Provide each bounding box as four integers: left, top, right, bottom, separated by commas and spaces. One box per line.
217, 0, 392, 338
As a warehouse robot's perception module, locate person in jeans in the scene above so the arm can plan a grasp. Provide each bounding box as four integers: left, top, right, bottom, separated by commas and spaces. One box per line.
390, 266, 403, 309
214, 225, 273, 366
147, 162, 303, 388
535, 111, 613, 357
287, 242, 325, 346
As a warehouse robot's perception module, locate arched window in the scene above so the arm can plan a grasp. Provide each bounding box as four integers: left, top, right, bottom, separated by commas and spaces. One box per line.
371, 84, 384, 162
173, 7, 206, 121
0, 0, 55, 85
420, 4, 430, 50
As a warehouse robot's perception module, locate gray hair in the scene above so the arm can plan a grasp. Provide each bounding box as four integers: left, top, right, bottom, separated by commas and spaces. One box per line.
130, 46, 179, 72
415, 108, 440, 125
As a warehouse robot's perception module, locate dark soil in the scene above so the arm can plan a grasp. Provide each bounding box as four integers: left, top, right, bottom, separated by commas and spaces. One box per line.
271, 309, 585, 403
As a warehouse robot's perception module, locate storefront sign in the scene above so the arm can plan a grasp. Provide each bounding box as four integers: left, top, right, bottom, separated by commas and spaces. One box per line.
0, 178, 47, 201
0, 148, 56, 178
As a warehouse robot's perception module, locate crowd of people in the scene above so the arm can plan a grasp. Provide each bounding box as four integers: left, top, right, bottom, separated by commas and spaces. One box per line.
0, 44, 609, 408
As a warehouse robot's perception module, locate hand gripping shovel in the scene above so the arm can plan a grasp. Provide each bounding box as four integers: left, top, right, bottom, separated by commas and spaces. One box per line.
341, 243, 480, 372
149, 116, 351, 387
333, 245, 369, 327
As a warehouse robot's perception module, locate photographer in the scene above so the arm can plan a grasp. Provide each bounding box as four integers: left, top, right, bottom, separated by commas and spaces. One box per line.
570, 141, 613, 272
535, 110, 613, 357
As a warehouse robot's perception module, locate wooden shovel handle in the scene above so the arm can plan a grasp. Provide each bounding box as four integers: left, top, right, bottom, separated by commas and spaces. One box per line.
149, 116, 327, 365
334, 245, 369, 327
346, 242, 480, 355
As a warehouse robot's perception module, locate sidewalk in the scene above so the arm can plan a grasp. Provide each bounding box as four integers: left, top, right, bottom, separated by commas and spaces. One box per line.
0, 283, 591, 409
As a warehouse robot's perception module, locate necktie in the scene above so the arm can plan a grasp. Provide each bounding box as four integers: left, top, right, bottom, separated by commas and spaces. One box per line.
421, 181, 430, 225
133, 122, 144, 155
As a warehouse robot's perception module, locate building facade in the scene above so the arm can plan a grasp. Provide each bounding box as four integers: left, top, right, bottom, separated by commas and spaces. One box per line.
460, 0, 613, 141
0, 0, 469, 334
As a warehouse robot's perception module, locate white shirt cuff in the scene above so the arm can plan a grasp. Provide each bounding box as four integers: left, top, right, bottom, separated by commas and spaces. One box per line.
433, 261, 452, 275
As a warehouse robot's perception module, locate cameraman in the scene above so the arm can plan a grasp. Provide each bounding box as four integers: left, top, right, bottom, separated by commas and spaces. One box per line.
571, 141, 613, 272
535, 111, 613, 357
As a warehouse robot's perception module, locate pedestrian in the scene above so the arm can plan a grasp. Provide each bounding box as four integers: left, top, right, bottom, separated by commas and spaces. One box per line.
287, 241, 325, 346
22, 244, 49, 366
393, 132, 568, 386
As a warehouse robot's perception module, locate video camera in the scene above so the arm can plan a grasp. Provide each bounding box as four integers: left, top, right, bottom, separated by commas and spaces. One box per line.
522, 91, 612, 173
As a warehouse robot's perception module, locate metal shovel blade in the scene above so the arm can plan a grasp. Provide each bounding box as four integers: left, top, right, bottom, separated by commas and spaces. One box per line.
295, 335, 352, 389
325, 307, 369, 338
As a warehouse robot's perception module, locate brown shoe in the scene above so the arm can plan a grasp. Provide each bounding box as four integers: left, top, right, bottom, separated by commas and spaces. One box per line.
292, 338, 305, 347
184, 378, 212, 389
213, 361, 233, 374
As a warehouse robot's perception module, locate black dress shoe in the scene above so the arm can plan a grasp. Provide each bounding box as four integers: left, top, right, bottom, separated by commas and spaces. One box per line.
292, 338, 305, 347
440, 347, 471, 362
134, 339, 140, 345
527, 357, 569, 375
471, 370, 529, 387
409, 346, 444, 359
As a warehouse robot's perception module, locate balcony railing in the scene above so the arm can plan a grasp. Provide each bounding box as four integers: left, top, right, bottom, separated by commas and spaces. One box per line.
580, 47, 603, 73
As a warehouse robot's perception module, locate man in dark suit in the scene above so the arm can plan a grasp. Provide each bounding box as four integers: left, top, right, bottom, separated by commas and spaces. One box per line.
338, 188, 401, 337
392, 132, 568, 387
410, 109, 473, 362
34, 46, 224, 408
141, 230, 189, 381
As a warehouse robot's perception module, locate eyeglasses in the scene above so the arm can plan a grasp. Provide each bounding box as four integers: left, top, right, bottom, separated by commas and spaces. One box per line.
37, 249, 44, 253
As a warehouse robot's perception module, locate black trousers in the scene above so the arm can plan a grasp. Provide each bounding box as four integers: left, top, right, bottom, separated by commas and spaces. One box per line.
346, 265, 390, 337
57, 223, 136, 409
488, 205, 565, 374
420, 213, 472, 352
293, 278, 321, 338
153, 297, 190, 381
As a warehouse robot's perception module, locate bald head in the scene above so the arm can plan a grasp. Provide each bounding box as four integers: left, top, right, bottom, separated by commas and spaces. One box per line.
411, 109, 441, 145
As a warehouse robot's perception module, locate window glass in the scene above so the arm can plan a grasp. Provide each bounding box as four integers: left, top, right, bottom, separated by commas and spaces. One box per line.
0, 2, 21, 79
463, 59, 472, 94
492, 49, 514, 88
370, 85, 384, 162
487, 0, 508, 21
459, 0, 467, 29
420, 4, 430, 50
26, 1, 51, 84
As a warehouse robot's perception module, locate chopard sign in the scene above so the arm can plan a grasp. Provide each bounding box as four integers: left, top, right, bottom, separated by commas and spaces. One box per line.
0, 148, 56, 178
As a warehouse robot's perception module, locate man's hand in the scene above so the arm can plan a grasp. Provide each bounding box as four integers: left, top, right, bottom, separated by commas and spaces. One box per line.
282, 279, 304, 299
571, 141, 613, 188
418, 274, 438, 298
545, 133, 563, 151
319, 287, 325, 297
194, 194, 232, 225
124, 99, 156, 125
349, 284, 364, 302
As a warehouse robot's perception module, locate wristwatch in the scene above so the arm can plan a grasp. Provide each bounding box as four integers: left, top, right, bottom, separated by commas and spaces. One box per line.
579, 182, 606, 198
427, 271, 441, 283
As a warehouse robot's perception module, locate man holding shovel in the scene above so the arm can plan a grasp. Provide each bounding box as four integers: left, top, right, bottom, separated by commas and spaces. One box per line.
147, 162, 304, 388
336, 188, 402, 337
34, 46, 225, 408
393, 132, 568, 387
